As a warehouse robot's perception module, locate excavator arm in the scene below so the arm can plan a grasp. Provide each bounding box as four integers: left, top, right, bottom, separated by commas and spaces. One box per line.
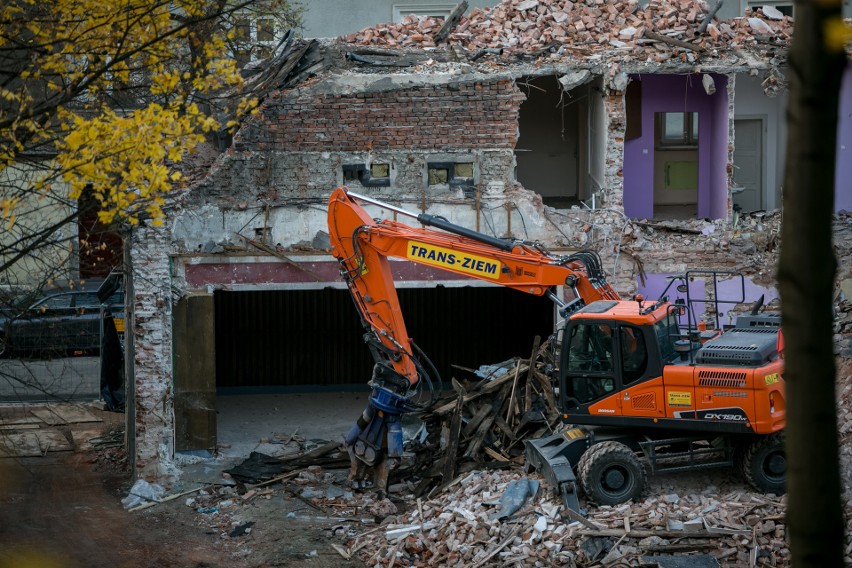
328, 187, 619, 389
327, 186, 619, 495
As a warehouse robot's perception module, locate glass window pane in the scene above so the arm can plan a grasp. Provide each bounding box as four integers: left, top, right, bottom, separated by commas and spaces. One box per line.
691, 112, 699, 142
371, 164, 389, 178
620, 326, 648, 384
428, 168, 449, 185
76, 293, 102, 307
663, 113, 685, 141
455, 163, 474, 178
37, 294, 73, 309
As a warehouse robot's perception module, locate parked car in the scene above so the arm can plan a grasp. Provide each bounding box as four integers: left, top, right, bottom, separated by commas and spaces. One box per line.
1, 273, 124, 358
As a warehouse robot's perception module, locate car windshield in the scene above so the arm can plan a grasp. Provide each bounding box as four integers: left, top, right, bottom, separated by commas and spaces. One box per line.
76, 293, 104, 307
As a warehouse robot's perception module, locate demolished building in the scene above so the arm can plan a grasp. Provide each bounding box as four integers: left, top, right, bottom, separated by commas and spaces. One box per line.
123, 0, 852, 482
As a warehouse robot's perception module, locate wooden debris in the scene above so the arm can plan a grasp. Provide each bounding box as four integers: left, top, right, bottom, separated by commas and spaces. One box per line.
434, 1, 468, 44
404, 338, 561, 497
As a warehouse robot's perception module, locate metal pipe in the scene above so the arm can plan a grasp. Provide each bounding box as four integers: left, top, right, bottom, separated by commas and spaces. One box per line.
346, 190, 418, 219
346, 189, 516, 252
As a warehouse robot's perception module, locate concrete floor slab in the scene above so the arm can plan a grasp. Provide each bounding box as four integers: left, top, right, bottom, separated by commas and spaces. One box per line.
177, 392, 371, 487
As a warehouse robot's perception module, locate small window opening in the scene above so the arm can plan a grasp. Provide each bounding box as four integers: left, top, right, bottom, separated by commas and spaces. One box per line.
343, 163, 390, 187
371, 163, 390, 179
428, 167, 449, 185
427, 162, 475, 193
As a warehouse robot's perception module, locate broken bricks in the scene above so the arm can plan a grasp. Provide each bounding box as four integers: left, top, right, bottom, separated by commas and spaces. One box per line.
341, 0, 794, 60
347, 468, 790, 567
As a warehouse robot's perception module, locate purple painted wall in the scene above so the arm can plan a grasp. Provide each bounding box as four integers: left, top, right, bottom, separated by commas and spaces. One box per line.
623, 74, 729, 219
639, 273, 778, 328
636, 273, 704, 327
836, 64, 852, 213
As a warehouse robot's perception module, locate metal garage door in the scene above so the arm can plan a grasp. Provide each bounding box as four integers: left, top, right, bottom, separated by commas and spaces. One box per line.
214, 287, 555, 391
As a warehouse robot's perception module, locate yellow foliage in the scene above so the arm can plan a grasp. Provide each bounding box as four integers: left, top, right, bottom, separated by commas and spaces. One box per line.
0, 0, 265, 225
825, 17, 852, 52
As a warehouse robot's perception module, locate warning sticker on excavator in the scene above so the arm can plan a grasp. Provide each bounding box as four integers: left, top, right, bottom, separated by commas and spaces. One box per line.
764, 373, 779, 385
407, 241, 500, 280
562, 428, 586, 441
667, 391, 692, 407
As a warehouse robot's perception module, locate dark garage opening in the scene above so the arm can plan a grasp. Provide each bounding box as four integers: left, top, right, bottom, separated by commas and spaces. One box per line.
214, 286, 555, 392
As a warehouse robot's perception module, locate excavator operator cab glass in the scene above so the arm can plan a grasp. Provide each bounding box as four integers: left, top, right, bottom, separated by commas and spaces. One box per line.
620, 325, 648, 384
564, 322, 616, 404
654, 313, 681, 363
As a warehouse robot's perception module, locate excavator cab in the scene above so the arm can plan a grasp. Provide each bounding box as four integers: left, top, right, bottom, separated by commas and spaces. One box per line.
558, 301, 672, 419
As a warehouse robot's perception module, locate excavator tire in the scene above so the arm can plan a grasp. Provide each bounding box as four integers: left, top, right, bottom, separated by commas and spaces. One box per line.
740, 432, 786, 495
577, 441, 646, 506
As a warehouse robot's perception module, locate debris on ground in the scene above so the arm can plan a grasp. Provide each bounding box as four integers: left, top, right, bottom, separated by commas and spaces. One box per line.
224, 440, 349, 484
400, 336, 560, 497
121, 478, 166, 509
346, 468, 788, 567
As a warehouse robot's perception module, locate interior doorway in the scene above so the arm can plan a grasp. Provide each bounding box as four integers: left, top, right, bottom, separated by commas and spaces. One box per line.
733, 118, 765, 214
516, 76, 582, 208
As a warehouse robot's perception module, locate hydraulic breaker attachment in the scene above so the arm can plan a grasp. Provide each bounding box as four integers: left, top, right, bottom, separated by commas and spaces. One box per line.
345, 383, 408, 498
524, 428, 591, 513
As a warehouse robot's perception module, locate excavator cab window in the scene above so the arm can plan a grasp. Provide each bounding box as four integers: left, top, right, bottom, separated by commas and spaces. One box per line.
654, 313, 681, 363
564, 322, 616, 403
619, 325, 648, 384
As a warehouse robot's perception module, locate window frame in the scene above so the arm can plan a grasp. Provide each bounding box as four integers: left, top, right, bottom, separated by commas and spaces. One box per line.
426, 161, 475, 192
656, 112, 699, 149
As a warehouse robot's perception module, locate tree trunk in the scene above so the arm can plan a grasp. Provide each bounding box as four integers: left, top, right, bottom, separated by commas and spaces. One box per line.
778, 0, 846, 565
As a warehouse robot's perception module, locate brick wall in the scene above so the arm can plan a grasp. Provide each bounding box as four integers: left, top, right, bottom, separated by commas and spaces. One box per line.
237, 80, 526, 152
129, 223, 179, 481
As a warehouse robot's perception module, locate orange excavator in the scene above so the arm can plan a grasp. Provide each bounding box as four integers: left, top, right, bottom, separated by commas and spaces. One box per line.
328, 187, 785, 509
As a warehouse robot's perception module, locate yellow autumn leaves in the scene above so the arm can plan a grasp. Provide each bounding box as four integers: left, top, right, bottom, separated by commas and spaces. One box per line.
0, 0, 260, 227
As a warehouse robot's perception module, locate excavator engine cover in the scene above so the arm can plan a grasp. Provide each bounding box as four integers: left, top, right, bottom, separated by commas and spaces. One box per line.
695, 328, 780, 366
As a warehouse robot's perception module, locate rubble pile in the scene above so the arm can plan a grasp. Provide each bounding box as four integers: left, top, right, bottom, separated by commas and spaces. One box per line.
346, 469, 788, 567
340, 0, 793, 58
403, 340, 561, 496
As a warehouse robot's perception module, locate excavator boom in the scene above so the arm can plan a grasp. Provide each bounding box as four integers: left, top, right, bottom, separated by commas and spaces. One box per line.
329, 187, 619, 388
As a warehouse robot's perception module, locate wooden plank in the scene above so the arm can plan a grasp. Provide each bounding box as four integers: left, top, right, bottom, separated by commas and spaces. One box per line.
533, 369, 558, 416
523, 338, 540, 414
434, 1, 468, 43
0, 429, 72, 457
462, 403, 491, 438
492, 414, 517, 442
464, 385, 509, 458
30, 404, 102, 425
431, 367, 524, 415
505, 360, 522, 427
644, 30, 705, 52
440, 379, 467, 485
0, 416, 42, 426
174, 294, 217, 451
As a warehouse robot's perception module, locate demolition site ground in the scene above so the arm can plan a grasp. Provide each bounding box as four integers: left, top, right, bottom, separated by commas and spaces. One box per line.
0, 393, 795, 568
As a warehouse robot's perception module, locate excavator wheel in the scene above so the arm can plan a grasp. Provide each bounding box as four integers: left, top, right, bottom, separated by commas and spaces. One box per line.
740, 432, 786, 495
578, 441, 647, 506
